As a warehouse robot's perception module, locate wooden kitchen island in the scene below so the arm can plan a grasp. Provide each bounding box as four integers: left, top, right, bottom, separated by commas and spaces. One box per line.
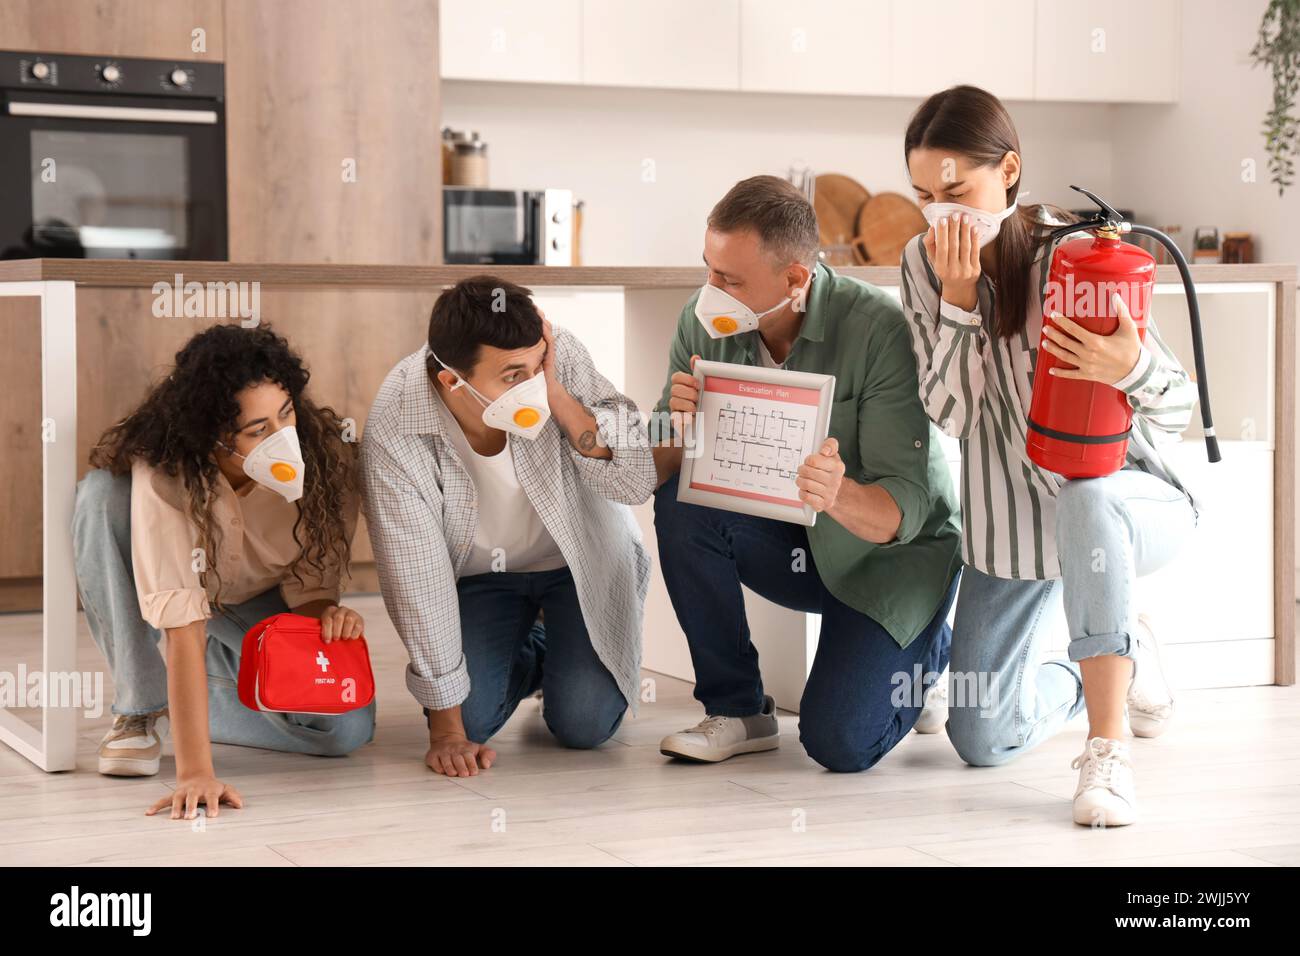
0, 258, 1293, 770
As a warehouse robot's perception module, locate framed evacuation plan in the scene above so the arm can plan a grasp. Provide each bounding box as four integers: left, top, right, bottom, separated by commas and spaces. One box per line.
678, 359, 835, 527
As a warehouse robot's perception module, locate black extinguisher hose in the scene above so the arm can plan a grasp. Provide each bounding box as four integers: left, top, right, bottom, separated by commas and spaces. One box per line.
1126, 224, 1221, 464
1053, 186, 1221, 465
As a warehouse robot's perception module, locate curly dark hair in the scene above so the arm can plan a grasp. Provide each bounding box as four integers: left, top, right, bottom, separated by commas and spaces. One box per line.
89, 323, 358, 607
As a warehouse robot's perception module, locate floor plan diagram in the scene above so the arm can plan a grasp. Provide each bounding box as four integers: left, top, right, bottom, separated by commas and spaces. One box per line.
711, 403, 812, 481
684, 366, 832, 521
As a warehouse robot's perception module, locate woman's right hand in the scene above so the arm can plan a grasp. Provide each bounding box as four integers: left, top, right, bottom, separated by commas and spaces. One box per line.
147, 774, 243, 820
925, 214, 981, 312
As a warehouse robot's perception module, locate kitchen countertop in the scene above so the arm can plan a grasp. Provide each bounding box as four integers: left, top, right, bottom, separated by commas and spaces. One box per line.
0, 258, 1294, 288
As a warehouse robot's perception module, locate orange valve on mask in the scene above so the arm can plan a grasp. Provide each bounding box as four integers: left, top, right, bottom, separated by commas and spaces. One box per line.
512, 407, 541, 428
270, 462, 298, 482
712, 316, 739, 335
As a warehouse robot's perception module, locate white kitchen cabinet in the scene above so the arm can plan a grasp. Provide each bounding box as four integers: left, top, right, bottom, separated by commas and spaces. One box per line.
440, 0, 582, 84
1033, 0, 1181, 103
440, 0, 1182, 105
739, 0, 890, 96
581, 0, 740, 91
890, 0, 1036, 100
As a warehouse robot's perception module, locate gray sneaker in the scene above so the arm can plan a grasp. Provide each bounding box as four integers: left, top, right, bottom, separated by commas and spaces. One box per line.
659, 695, 779, 763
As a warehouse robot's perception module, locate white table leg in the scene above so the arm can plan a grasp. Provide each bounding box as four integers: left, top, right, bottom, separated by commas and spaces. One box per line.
0, 280, 77, 771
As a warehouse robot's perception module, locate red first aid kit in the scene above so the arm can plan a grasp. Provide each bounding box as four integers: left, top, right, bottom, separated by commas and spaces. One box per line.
237, 612, 375, 715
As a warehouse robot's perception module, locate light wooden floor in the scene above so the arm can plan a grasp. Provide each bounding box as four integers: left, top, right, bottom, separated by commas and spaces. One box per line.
1, 593, 1299, 867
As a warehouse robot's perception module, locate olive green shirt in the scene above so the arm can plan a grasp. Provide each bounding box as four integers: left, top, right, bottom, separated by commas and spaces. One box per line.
653, 262, 962, 647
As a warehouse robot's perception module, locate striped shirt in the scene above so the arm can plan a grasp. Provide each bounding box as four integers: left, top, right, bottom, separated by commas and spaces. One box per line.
898, 216, 1200, 581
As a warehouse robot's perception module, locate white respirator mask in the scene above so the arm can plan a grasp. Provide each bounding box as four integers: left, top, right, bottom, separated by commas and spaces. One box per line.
222, 425, 306, 502
694, 272, 813, 339
922, 200, 1021, 249
431, 350, 551, 440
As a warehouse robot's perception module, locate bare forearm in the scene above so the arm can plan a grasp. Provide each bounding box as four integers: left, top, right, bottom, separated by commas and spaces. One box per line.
164, 621, 214, 779
826, 479, 902, 544
549, 388, 612, 460
652, 444, 682, 488
427, 703, 467, 742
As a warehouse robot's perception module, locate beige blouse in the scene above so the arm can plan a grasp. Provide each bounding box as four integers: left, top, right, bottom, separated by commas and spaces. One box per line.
129, 457, 358, 630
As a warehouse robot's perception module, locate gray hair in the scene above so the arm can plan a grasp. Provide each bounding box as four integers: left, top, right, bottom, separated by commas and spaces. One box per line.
707, 175, 820, 268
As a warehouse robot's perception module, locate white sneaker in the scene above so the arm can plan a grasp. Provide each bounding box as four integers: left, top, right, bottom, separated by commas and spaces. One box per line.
1071, 736, 1138, 827
1127, 613, 1174, 738
659, 695, 780, 763
97, 708, 169, 777
913, 668, 949, 734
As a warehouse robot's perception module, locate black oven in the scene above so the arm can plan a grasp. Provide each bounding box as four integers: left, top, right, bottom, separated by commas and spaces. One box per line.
0, 50, 226, 260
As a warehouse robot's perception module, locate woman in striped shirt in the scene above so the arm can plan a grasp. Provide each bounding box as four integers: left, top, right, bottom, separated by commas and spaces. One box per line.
898, 86, 1200, 827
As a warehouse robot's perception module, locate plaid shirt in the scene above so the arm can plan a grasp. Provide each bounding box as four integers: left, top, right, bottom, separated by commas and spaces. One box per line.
360, 328, 655, 714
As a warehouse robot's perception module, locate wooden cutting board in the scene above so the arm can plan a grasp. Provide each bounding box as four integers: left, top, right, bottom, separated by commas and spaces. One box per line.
813, 173, 870, 247
852, 192, 928, 266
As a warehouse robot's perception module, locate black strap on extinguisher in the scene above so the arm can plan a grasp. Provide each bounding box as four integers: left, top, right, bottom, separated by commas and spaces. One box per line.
1047, 186, 1221, 465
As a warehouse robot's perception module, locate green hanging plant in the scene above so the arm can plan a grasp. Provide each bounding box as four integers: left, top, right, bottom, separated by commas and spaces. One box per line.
1251, 0, 1300, 196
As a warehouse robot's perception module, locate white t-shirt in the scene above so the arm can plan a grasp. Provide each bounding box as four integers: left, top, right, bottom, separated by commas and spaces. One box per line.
434, 390, 566, 577
756, 335, 785, 369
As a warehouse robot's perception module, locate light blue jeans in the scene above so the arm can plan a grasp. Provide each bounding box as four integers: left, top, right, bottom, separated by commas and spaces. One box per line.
946, 468, 1197, 767
72, 467, 376, 756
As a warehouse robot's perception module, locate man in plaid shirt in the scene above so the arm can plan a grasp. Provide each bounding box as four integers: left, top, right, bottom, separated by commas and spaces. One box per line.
361, 276, 655, 776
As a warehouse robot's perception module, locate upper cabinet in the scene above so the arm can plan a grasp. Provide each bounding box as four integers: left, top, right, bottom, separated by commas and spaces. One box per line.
439, 0, 1182, 103
227, 0, 442, 264
1033, 0, 1180, 103
440, 0, 582, 84
890, 0, 1036, 101
739, 0, 889, 96
581, 0, 739, 91
0, 0, 224, 60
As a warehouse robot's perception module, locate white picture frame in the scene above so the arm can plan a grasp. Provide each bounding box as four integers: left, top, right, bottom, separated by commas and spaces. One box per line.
677, 359, 835, 526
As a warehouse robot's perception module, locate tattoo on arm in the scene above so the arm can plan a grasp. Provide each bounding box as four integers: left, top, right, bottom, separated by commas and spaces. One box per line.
577, 429, 597, 452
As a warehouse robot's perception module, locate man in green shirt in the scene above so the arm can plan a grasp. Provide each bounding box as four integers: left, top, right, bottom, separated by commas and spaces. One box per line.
650, 175, 962, 771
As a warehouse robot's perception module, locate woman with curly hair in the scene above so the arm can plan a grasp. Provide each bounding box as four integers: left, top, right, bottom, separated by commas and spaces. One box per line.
72, 323, 375, 820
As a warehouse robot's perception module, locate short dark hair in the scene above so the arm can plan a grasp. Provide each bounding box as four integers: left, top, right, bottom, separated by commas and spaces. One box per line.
426, 274, 542, 376
707, 175, 820, 268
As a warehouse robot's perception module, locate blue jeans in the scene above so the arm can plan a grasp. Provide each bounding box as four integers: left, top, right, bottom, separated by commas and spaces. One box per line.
448, 567, 628, 748
653, 473, 957, 773
946, 468, 1198, 767
71, 467, 376, 756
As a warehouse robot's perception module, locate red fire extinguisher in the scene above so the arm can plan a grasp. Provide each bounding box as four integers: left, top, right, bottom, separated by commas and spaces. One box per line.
1026, 185, 1220, 478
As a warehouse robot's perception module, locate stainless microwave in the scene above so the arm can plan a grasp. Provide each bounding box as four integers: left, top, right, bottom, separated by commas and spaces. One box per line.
443, 187, 572, 266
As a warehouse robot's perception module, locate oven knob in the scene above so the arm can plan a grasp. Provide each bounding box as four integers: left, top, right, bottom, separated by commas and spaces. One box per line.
100, 64, 122, 84
169, 68, 190, 87
30, 61, 50, 81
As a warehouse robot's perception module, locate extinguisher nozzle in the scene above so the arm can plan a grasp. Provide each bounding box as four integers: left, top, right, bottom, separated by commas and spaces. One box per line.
1205, 434, 1222, 464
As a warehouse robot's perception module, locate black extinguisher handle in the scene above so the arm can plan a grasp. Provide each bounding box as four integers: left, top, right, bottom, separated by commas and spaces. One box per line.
1126, 224, 1221, 464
